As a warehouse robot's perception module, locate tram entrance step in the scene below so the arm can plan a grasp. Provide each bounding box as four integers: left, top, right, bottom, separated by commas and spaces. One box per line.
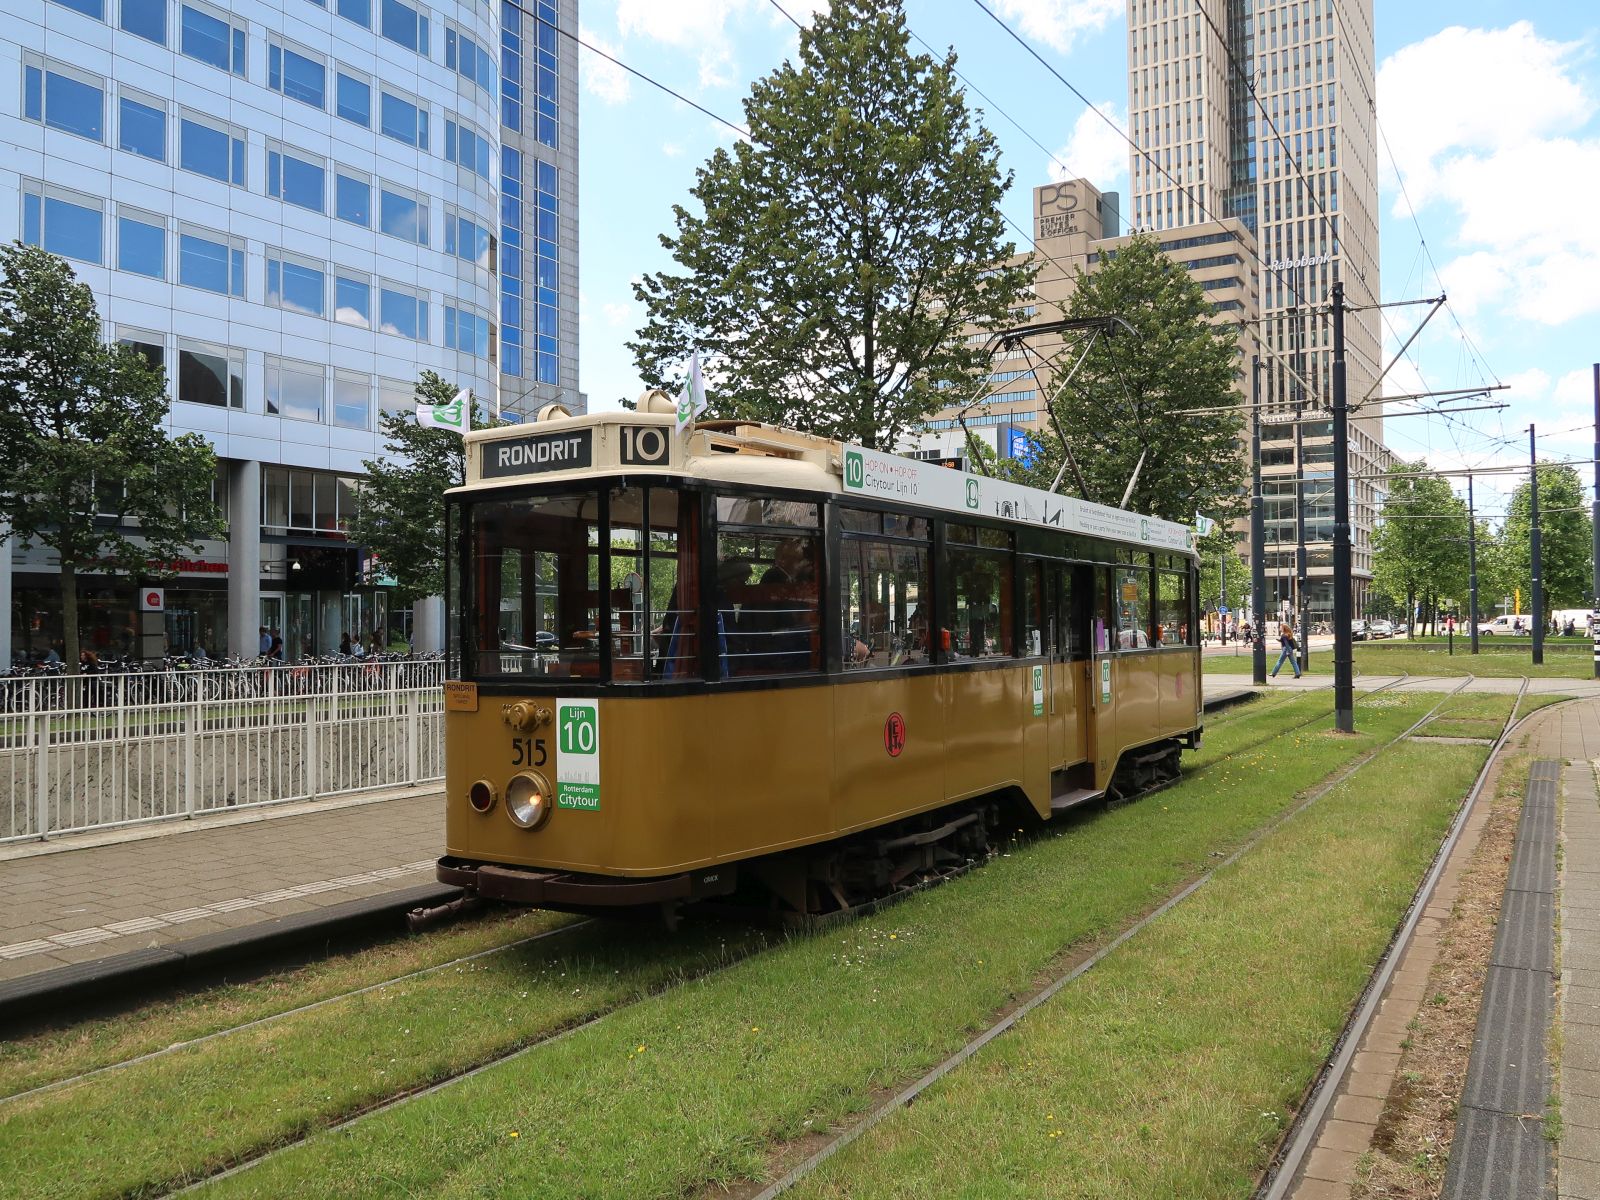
1049, 786, 1104, 813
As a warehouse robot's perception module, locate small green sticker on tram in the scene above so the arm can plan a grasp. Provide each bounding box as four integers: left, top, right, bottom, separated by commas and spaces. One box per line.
1031, 665, 1044, 717
844, 449, 864, 489
557, 783, 601, 811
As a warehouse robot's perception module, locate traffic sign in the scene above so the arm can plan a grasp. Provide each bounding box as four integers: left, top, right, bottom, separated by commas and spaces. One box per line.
1219, 605, 1231, 614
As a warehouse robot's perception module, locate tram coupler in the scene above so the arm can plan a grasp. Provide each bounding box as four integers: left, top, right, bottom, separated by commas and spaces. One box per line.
406, 892, 485, 933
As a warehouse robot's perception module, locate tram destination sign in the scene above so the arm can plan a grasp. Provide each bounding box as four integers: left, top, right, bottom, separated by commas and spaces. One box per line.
841, 445, 1194, 553
481, 429, 594, 478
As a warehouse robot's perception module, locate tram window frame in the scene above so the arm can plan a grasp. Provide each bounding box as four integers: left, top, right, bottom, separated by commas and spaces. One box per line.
1155, 569, 1192, 647
943, 522, 1015, 661
714, 491, 824, 679
607, 485, 703, 683
1111, 559, 1153, 650
838, 505, 933, 671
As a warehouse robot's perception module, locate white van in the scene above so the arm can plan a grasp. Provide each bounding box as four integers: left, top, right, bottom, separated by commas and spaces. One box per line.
1476, 615, 1530, 636
1553, 609, 1595, 636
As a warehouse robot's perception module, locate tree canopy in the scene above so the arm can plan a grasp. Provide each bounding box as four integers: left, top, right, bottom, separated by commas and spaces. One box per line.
347, 371, 495, 607
0, 244, 222, 672
1002, 234, 1246, 524
629, 0, 1033, 451
1371, 461, 1469, 631
1500, 462, 1594, 613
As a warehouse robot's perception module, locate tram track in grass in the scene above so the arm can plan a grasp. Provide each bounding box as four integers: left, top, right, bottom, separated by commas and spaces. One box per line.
38, 693, 1436, 1200
742, 680, 1471, 1199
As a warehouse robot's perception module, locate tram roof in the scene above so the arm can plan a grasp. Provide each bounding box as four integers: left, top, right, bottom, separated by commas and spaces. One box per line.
453, 411, 1196, 557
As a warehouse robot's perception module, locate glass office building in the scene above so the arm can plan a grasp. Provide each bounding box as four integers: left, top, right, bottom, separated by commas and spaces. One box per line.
0, 0, 580, 662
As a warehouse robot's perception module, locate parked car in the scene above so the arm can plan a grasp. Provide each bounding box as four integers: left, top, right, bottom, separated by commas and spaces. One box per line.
1477, 615, 1531, 636
1350, 620, 1369, 642
1393, 623, 1408, 636
1369, 620, 1394, 639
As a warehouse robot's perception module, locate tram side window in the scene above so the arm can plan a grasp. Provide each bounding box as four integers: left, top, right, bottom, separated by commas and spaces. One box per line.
1113, 564, 1152, 649
1021, 562, 1045, 657
468, 493, 601, 679
946, 524, 1014, 659
840, 531, 931, 668
1156, 570, 1191, 646
716, 496, 821, 677
608, 487, 701, 681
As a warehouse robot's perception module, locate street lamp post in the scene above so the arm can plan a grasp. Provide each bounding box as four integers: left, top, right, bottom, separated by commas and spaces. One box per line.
1331, 282, 1354, 733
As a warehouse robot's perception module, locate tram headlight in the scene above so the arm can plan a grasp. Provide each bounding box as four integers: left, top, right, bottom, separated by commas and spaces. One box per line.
467, 779, 497, 814
505, 771, 552, 829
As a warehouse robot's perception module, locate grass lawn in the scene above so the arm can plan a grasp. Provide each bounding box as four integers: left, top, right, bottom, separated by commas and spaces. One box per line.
790, 739, 1487, 1199
100, 694, 1436, 1200
1205, 643, 1591, 679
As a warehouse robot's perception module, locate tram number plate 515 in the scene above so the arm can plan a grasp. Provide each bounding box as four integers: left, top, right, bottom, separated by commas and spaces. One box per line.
511, 737, 547, 767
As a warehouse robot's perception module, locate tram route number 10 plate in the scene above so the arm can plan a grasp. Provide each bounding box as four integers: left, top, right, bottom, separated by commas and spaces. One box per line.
555, 700, 601, 811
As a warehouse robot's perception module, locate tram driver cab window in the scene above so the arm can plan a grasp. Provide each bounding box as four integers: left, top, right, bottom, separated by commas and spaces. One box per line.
715, 496, 822, 677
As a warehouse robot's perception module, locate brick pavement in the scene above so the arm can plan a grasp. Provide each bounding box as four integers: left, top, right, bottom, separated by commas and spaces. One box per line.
0, 788, 444, 983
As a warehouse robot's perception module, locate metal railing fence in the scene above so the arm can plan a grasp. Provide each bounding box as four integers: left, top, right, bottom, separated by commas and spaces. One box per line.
0, 660, 446, 842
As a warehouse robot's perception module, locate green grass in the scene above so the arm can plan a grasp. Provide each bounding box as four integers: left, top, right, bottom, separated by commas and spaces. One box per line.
1516, 694, 1575, 722
1413, 694, 1516, 741
92, 695, 1438, 1200
790, 739, 1487, 1199
1206, 643, 1591, 679
0, 907, 574, 1099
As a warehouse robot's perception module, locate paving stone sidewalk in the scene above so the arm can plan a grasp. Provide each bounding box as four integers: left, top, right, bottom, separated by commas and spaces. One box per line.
0, 789, 444, 984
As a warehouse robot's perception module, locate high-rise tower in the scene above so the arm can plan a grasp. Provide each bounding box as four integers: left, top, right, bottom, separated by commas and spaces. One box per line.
1126, 0, 1389, 619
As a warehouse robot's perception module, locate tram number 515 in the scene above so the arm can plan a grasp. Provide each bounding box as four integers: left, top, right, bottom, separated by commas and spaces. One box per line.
511, 737, 547, 767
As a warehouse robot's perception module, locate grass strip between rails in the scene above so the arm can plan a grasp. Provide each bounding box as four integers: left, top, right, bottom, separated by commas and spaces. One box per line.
1415, 694, 1516, 741
156, 695, 1440, 1200
0, 907, 575, 1098
790, 739, 1490, 1199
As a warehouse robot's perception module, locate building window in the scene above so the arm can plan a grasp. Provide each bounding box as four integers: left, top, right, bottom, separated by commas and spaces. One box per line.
444, 211, 493, 270
379, 90, 429, 149
23, 60, 105, 143
22, 184, 104, 265
269, 41, 326, 110
334, 274, 372, 328
179, 114, 245, 185
332, 372, 371, 430
335, 71, 371, 127
268, 148, 326, 214
444, 120, 490, 179
445, 26, 493, 92
119, 0, 166, 43
266, 358, 325, 422
181, 4, 246, 76
379, 286, 427, 340
117, 210, 166, 278
118, 93, 166, 161
50, 0, 105, 18
379, 377, 413, 418
336, 0, 369, 29
178, 339, 243, 408
444, 306, 490, 358
378, 186, 428, 246
334, 171, 371, 227
117, 327, 165, 373
380, 0, 428, 55
178, 229, 244, 296
267, 252, 327, 318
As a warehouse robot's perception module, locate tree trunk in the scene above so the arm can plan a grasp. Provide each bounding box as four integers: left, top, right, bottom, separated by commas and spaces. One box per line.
60, 561, 80, 676
1406, 588, 1415, 640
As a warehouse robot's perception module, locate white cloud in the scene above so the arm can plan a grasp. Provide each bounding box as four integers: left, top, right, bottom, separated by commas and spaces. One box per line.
1551, 368, 1593, 412
1047, 101, 1127, 190
994, 0, 1121, 55
1379, 23, 1600, 327
602, 301, 632, 326
662, 142, 683, 157
580, 26, 632, 104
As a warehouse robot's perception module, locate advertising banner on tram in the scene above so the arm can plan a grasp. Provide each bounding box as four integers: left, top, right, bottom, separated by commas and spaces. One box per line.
840, 445, 1195, 554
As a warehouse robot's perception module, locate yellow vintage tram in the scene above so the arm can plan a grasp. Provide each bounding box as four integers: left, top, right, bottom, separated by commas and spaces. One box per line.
435, 395, 1202, 917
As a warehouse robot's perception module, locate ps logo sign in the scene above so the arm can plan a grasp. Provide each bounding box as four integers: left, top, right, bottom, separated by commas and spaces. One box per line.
1036, 182, 1082, 215
619, 425, 669, 466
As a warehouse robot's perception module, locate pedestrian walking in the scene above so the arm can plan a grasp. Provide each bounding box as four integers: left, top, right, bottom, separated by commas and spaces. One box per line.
1270, 620, 1302, 679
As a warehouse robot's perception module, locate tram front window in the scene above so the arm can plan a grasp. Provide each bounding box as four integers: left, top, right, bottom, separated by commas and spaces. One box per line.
468, 492, 602, 679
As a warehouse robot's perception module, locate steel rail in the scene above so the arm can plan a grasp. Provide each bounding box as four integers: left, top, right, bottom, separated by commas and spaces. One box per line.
750, 679, 1470, 1199
1254, 677, 1550, 1199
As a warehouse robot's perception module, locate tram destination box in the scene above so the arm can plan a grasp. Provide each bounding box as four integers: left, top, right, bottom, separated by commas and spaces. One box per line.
481, 429, 594, 478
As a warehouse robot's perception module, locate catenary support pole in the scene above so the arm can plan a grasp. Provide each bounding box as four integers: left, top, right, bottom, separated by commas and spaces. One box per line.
1591, 362, 1599, 679
1530, 425, 1544, 666
1220, 549, 1227, 643
1294, 398, 1309, 672
1468, 473, 1480, 655
1251, 356, 1268, 685
1331, 283, 1354, 732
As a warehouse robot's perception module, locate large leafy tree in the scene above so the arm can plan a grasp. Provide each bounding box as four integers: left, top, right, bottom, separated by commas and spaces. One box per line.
347, 371, 495, 607
1372, 462, 1470, 633
0, 244, 222, 673
1004, 235, 1245, 523
629, 0, 1034, 450
1500, 462, 1594, 615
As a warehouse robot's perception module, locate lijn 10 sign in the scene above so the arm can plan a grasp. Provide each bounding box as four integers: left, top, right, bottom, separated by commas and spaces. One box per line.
555, 699, 601, 810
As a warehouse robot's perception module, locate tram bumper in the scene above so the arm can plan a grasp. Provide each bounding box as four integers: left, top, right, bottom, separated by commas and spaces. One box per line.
436, 857, 736, 907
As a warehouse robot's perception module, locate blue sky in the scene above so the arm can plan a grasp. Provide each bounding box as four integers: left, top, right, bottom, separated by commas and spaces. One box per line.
574, 1, 1600, 519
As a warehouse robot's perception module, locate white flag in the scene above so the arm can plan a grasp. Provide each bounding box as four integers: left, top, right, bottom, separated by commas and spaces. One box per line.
675, 352, 707, 436
417, 388, 470, 435
1195, 512, 1217, 537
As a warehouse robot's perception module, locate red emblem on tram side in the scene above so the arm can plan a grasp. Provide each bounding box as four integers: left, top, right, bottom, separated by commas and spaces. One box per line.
884, 712, 906, 758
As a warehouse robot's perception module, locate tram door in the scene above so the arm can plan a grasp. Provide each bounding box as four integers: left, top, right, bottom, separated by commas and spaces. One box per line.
1041, 563, 1089, 773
